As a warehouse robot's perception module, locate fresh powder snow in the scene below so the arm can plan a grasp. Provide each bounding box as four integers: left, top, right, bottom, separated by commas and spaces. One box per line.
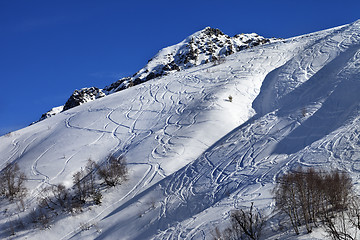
1, 20, 360, 239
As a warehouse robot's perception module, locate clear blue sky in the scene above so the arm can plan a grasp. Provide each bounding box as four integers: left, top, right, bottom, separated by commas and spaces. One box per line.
1, 0, 359, 136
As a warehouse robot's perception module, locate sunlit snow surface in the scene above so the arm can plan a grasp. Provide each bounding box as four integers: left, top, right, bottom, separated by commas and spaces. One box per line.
1, 20, 360, 239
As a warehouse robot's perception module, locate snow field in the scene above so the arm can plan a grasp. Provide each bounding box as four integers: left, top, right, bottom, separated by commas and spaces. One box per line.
1, 20, 360, 239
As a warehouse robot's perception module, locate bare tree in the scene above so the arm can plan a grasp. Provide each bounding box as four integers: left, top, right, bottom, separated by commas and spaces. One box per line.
274, 168, 354, 236
85, 159, 100, 200
274, 171, 301, 234
38, 184, 70, 211
72, 169, 91, 205
29, 207, 52, 229
323, 171, 352, 212
0, 163, 27, 200
348, 197, 360, 232
214, 202, 265, 240
97, 155, 127, 187
72, 159, 104, 206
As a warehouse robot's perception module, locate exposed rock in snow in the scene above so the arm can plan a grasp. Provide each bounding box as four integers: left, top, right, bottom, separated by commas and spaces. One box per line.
104, 27, 276, 93
62, 87, 105, 111
38, 87, 105, 121
36, 106, 64, 122
39, 27, 276, 121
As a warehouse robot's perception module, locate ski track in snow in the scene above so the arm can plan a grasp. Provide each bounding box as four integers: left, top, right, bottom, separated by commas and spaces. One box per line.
90, 32, 318, 240
2, 21, 360, 240
61, 43, 296, 239
149, 22, 360, 240
93, 22, 360, 240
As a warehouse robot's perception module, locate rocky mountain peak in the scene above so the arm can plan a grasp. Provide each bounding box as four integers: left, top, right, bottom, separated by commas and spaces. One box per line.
63, 87, 105, 111
38, 27, 277, 121
201, 27, 225, 37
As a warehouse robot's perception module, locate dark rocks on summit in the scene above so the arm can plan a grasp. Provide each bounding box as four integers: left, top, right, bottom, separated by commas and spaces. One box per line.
63, 87, 105, 111
38, 27, 277, 121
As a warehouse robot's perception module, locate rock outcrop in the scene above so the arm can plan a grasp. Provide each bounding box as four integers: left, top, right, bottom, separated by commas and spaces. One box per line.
39, 27, 277, 121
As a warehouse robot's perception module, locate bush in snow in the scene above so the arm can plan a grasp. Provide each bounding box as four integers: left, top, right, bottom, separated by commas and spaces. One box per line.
72, 169, 90, 205
0, 163, 27, 201
273, 167, 353, 235
213, 202, 265, 240
38, 184, 71, 211
320, 195, 360, 240
31, 155, 126, 230
97, 155, 127, 187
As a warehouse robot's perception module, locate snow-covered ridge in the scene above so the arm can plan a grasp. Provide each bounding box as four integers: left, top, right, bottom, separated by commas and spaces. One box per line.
39, 27, 276, 121
105, 27, 276, 93
3, 20, 360, 240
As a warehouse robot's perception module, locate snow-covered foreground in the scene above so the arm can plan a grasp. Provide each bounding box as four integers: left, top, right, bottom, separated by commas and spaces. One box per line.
1, 20, 360, 239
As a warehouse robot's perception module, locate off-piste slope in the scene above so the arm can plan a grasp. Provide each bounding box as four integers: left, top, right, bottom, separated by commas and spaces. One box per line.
89, 21, 360, 240
1, 20, 360, 240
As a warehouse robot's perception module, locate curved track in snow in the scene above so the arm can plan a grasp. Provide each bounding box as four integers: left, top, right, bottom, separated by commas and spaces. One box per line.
2, 20, 360, 240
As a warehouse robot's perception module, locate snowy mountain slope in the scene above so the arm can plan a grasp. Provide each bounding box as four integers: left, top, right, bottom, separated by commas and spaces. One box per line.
89, 21, 360, 240
1, 20, 360, 240
38, 27, 275, 122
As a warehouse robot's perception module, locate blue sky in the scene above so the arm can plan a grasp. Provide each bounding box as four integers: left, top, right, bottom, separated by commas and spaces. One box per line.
1, 0, 359, 136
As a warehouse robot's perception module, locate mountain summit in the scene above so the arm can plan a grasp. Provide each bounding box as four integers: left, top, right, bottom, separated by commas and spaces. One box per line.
104, 27, 275, 93
38, 27, 276, 121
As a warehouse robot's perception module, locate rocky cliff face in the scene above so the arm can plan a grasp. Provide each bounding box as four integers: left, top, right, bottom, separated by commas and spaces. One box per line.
39, 27, 277, 121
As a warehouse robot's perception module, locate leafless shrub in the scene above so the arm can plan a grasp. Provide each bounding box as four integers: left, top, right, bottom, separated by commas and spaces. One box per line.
38, 184, 70, 211
29, 207, 52, 229
214, 202, 265, 240
52, 184, 70, 208
211, 227, 222, 240
348, 198, 360, 232
273, 168, 354, 235
72, 169, 90, 205
72, 159, 103, 207
92, 191, 102, 205
97, 155, 127, 187
323, 170, 352, 212
318, 195, 360, 240
321, 209, 355, 240
29, 155, 127, 230
0, 163, 27, 201
85, 159, 99, 198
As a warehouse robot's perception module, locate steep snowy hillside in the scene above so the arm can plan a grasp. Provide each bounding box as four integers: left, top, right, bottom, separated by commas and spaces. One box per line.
38, 27, 275, 121
1, 20, 360, 240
